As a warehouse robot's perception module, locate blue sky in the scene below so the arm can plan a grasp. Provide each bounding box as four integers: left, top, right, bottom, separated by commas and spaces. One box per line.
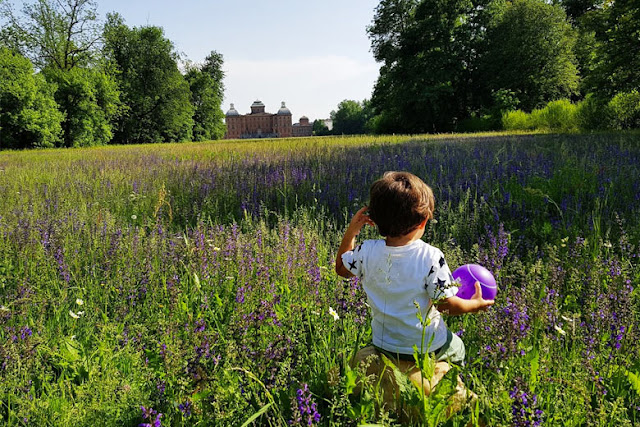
96, 0, 381, 121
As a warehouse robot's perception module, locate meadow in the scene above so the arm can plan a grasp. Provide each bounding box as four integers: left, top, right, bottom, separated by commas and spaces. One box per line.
0, 132, 639, 426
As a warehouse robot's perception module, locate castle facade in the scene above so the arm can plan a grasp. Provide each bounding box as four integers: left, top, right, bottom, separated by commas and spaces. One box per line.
224, 100, 312, 139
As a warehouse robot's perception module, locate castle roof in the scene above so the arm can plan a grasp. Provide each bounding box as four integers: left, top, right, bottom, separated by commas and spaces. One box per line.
225, 103, 240, 116
277, 101, 292, 116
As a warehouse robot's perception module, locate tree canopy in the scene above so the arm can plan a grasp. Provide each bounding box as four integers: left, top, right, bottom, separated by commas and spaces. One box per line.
367, 0, 638, 133
102, 14, 195, 144
0, 1, 226, 149
0, 47, 63, 148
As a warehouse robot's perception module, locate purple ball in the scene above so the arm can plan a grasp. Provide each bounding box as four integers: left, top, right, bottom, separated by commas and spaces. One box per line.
452, 264, 497, 300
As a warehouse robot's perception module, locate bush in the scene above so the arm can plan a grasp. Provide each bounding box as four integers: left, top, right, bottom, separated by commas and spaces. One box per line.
502, 110, 531, 130
608, 91, 640, 130
576, 94, 612, 131
530, 108, 545, 130
536, 99, 578, 132
456, 115, 496, 132
503, 100, 580, 132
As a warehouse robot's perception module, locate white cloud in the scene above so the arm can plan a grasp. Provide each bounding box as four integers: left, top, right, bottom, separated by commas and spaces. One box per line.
223, 55, 379, 121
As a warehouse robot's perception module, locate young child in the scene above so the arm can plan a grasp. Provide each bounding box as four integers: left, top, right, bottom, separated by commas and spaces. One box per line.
336, 171, 494, 366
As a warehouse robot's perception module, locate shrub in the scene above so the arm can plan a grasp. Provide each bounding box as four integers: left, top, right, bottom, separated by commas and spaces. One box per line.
502, 110, 531, 130
608, 90, 640, 130
457, 115, 496, 132
529, 108, 545, 130
576, 94, 612, 131
536, 99, 578, 132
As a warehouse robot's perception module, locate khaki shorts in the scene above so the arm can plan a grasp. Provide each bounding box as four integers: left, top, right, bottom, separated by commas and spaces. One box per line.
433, 329, 465, 365
375, 329, 466, 366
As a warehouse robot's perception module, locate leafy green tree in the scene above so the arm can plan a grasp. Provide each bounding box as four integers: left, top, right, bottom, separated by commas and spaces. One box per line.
369, 0, 491, 133
0, 47, 63, 148
368, 0, 421, 65
330, 100, 369, 135
559, 0, 605, 23
585, 0, 640, 98
1, 0, 120, 147
312, 119, 330, 136
43, 66, 120, 147
103, 14, 194, 144
481, 0, 579, 112
185, 51, 225, 141
0, 0, 101, 70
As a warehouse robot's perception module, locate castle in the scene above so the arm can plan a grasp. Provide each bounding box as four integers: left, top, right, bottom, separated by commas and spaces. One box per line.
224, 100, 312, 139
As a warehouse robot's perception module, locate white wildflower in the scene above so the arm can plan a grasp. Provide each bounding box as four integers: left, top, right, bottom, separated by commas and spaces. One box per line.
212, 246, 221, 251
554, 325, 566, 335
329, 307, 340, 321
603, 242, 612, 248
561, 315, 574, 323
76, 298, 83, 306
77, 311, 85, 316
69, 310, 80, 319
131, 214, 137, 220
0, 305, 8, 312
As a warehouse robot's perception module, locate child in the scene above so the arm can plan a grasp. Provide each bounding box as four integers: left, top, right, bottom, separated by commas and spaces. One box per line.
336, 172, 493, 410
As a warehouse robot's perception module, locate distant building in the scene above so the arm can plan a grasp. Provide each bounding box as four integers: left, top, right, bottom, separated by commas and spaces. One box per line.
292, 116, 312, 137
224, 100, 311, 139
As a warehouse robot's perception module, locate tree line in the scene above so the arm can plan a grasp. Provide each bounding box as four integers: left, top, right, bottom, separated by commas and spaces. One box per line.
0, 0, 225, 149
328, 0, 640, 135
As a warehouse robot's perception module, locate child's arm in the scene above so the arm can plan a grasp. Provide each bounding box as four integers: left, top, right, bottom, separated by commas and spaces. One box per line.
435, 281, 495, 315
335, 206, 375, 278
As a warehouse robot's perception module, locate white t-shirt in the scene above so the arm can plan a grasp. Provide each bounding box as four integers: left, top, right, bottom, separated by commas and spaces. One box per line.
342, 239, 458, 354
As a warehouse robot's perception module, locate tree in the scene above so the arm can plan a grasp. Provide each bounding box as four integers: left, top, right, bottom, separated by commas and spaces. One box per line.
185, 51, 226, 141
330, 100, 368, 135
0, 47, 63, 148
1, 0, 120, 147
43, 65, 120, 147
584, 0, 640, 98
0, 0, 101, 70
367, 0, 421, 65
480, 0, 579, 112
312, 119, 330, 136
369, 0, 491, 133
559, 0, 606, 23
103, 14, 194, 144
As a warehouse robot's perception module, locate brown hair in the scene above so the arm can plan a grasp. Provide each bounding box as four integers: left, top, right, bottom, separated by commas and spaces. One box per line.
368, 171, 435, 237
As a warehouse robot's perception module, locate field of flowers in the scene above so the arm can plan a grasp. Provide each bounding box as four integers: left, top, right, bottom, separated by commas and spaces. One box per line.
1, 132, 639, 426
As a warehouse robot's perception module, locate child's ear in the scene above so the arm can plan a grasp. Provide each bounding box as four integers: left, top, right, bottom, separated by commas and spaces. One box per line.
418, 218, 428, 229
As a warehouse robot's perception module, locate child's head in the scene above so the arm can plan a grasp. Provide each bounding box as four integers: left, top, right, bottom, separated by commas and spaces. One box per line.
368, 171, 435, 237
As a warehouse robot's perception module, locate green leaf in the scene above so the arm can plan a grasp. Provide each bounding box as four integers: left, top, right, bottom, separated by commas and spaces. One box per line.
63, 338, 81, 362
625, 370, 640, 397
345, 368, 358, 395
240, 401, 272, 427
527, 349, 540, 391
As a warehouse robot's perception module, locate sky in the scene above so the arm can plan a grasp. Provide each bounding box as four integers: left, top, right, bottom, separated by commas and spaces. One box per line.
94, 0, 382, 122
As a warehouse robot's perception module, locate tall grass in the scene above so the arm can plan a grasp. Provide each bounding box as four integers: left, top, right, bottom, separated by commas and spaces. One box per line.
0, 132, 639, 426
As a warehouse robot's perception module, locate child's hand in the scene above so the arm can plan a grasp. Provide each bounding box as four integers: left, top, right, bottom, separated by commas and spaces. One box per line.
347, 206, 375, 235
470, 281, 495, 312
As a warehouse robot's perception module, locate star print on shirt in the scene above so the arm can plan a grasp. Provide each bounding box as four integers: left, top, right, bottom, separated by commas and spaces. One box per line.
427, 266, 435, 277
348, 259, 358, 272
437, 278, 446, 288
439, 256, 446, 268
356, 245, 362, 252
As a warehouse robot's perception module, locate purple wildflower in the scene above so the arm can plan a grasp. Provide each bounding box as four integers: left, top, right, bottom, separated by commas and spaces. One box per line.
289, 383, 321, 426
